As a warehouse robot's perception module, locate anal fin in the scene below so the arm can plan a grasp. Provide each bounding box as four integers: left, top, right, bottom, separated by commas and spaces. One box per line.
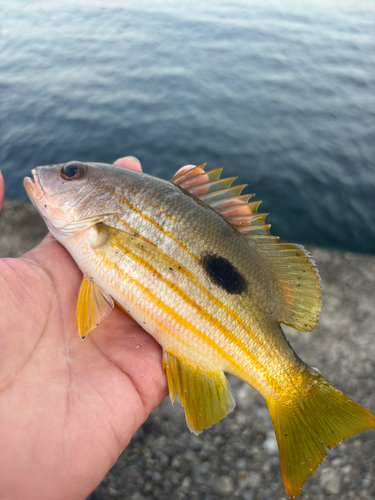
77, 276, 114, 338
163, 351, 235, 435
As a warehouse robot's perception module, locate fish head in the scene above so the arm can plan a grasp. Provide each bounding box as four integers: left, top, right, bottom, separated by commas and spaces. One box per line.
23, 161, 123, 236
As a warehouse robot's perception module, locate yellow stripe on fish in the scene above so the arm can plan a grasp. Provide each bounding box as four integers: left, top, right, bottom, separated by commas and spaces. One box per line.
85, 223, 282, 393
114, 218, 270, 352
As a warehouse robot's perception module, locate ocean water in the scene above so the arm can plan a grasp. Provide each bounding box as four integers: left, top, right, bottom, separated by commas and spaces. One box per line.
1, 0, 374, 252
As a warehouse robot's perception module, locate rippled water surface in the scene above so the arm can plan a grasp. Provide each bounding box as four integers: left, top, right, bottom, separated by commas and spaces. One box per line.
1, 0, 374, 252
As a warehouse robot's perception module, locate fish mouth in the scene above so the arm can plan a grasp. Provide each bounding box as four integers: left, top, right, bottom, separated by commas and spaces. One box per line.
23, 169, 45, 200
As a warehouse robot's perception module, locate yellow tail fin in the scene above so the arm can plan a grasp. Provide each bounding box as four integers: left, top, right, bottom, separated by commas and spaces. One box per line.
267, 369, 375, 499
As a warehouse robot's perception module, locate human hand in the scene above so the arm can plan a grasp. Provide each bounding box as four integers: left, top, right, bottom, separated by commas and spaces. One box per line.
0, 157, 171, 500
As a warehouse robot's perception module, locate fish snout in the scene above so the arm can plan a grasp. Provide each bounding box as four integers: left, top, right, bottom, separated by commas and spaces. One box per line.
23, 169, 45, 200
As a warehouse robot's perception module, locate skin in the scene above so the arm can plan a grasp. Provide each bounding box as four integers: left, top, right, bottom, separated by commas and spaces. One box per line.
0, 158, 195, 500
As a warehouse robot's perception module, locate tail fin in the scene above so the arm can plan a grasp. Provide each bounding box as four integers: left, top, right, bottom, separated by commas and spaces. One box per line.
267, 369, 375, 499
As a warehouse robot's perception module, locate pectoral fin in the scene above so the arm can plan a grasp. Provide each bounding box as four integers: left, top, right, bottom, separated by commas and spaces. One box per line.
59, 213, 120, 235
163, 351, 235, 435
77, 276, 114, 338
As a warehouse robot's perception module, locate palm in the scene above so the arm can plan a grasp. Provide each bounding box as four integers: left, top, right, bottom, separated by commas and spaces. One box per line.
0, 164, 168, 500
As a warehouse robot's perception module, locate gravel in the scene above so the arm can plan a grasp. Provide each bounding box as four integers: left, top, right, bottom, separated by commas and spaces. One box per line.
1, 200, 374, 500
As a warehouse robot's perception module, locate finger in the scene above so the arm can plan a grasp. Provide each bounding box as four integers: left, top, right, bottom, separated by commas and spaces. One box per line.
0, 170, 4, 211
114, 156, 142, 172
175, 164, 196, 176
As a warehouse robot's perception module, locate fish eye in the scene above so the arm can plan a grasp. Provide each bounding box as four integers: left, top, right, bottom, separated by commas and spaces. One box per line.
61, 162, 87, 181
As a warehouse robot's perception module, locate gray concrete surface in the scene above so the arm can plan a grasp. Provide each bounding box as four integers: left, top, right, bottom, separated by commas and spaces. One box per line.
1, 200, 374, 500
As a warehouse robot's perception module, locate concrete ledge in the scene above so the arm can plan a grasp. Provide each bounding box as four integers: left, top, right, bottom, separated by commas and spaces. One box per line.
0, 199, 47, 257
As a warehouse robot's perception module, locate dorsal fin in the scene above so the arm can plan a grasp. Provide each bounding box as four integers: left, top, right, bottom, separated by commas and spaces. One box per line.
171, 165, 322, 332
171, 165, 258, 235
170, 164, 208, 187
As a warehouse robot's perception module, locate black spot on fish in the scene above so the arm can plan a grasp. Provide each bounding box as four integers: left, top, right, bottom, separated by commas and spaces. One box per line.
201, 254, 247, 295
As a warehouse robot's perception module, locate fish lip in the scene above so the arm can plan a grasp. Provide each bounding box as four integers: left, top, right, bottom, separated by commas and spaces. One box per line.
23, 169, 45, 200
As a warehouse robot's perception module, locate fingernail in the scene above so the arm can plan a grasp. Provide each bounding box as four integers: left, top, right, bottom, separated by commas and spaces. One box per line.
175, 165, 196, 175
125, 156, 142, 167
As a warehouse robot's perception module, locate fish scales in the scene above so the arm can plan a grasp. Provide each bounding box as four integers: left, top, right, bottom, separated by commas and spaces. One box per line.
24, 161, 375, 499
74, 204, 282, 396
86, 180, 288, 393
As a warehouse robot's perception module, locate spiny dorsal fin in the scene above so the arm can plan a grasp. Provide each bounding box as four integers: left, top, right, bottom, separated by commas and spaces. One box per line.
171, 165, 322, 332
163, 350, 235, 435
171, 165, 259, 235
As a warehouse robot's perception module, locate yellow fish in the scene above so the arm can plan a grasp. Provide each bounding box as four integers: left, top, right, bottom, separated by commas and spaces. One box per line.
24, 161, 375, 498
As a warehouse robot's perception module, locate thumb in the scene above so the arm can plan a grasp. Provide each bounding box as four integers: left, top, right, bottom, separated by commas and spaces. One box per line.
113, 156, 142, 172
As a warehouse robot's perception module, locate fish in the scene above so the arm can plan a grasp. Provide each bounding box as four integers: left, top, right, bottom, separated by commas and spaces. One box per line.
24, 161, 375, 498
